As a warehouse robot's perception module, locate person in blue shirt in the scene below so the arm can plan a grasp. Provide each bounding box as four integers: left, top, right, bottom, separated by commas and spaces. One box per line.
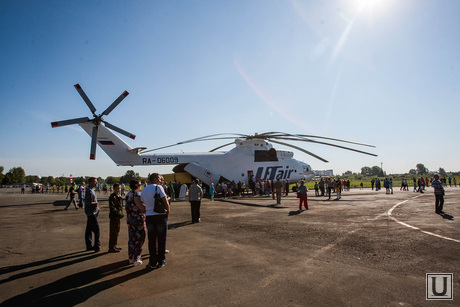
209, 183, 215, 201
298, 180, 308, 210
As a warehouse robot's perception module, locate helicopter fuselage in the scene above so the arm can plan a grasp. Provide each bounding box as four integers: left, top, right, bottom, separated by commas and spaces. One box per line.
132, 138, 314, 186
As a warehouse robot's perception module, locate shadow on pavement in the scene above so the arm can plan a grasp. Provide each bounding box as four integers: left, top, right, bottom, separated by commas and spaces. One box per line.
288, 210, 303, 216
0, 202, 65, 209
53, 200, 69, 207
0, 258, 151, 306
0, 251, 89, 276
168, 221, 193, 230
215, 198, 288, 209
0, 251, 104, 285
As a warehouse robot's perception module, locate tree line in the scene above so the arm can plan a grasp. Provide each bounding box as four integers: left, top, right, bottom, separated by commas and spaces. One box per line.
359, 163, 453, 178
1, 163, 457, 186
0, 167, 148, 186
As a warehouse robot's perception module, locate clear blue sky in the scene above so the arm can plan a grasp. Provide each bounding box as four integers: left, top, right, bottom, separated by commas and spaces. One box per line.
1, 0, 459, 178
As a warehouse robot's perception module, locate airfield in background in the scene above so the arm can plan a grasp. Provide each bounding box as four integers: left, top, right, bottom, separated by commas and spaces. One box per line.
0, 187, 458, 306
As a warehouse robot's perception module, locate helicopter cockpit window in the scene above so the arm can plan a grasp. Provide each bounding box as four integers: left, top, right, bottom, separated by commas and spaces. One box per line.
254, 149, 278, 162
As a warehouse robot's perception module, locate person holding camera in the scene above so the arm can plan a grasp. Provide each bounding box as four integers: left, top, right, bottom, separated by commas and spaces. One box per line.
141, 173, 170, 269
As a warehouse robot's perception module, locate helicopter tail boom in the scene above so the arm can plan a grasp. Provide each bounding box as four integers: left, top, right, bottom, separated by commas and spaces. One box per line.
78, 122, 139, 166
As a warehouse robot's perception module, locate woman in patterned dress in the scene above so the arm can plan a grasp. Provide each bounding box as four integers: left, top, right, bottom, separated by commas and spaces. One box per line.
125, 180, 146, 266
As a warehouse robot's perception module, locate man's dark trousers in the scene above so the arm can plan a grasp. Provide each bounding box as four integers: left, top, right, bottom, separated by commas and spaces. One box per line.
191, 200, 201, 222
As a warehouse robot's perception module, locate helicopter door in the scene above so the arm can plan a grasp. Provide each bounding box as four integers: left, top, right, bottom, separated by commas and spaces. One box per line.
184, 163, 221, 187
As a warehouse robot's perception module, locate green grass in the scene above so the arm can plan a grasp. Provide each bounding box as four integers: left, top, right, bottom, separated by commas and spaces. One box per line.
299, 180, 421, 190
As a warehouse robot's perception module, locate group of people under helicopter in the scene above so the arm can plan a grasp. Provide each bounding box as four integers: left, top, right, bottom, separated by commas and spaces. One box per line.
312, 178, 349, 200
211, 178, 290, 199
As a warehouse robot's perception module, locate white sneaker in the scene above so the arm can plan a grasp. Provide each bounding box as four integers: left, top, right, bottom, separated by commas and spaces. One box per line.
133, 259, 143, 267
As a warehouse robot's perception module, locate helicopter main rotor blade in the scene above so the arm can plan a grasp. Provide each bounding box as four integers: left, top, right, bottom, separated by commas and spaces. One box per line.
181, 133, 247, 143
209, 142, 234, 152
51, 117, 90, 128
90, 125, 98, 160
258, 132, 375, 149
103, 121, 136, 139
269, 139, 329, 163
256, 132, 286, 137
295, 134, 375, 148
259, 132, 375, 148
102, 90, 129, 116
74, 84, 97, 115
139, 131, 376, 158
141, 136, 240, 153
273, 135, 378, 157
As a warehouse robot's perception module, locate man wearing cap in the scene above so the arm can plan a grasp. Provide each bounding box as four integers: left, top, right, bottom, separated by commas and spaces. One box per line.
431, 174, 445, 214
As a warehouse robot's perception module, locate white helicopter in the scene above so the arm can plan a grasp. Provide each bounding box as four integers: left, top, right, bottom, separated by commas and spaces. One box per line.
51, 84, 377, 186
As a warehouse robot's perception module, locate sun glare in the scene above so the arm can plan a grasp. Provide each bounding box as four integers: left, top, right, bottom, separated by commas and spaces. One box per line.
352, 0, 392, 14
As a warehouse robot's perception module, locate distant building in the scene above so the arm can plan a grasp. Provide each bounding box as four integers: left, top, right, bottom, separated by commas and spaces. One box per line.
314, 170, 334, 176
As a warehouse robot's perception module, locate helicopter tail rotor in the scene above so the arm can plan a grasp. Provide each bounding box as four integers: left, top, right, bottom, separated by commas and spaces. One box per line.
90, 125, 98, 160
51, 116, 90, 128
51, 83, 136, 160
74, 84, 97, 115
101, 90, 129, 116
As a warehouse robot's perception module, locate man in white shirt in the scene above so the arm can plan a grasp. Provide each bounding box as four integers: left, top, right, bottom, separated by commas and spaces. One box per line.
188, 179, 203, 223
141, 173, 170, 269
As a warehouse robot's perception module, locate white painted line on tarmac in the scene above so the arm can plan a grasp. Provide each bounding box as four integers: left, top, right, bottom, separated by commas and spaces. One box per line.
386, 194, 460, 243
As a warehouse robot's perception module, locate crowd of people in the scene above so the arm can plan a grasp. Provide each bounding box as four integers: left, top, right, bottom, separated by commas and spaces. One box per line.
82, 174, 171, 269
312, 178, 350, 200
309, 175, 455, 216
62, 173, 312, 268
21, 182, 127, 196
32, 172, 457, 269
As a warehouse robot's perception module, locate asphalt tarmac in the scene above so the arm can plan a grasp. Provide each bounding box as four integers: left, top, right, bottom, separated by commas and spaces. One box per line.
0, 186, 458, 306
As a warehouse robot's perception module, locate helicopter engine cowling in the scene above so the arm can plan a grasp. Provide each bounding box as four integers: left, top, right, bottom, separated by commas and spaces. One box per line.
184, 163, 222, 186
